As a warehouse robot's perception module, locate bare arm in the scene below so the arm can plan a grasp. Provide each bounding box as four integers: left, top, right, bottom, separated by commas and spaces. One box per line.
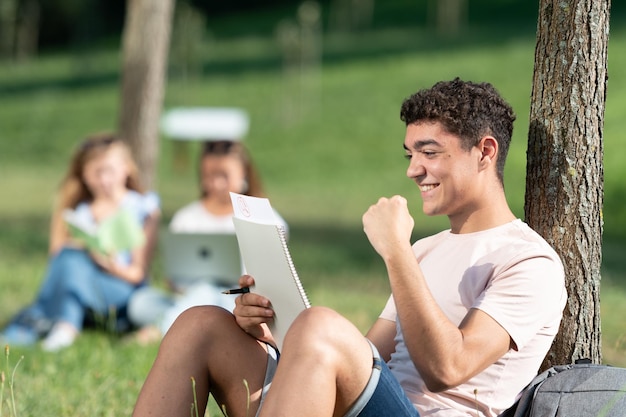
363, 196, 511, 392
49, 209, 69, 255
366, 318, 396, 362
384, 244, 511, 391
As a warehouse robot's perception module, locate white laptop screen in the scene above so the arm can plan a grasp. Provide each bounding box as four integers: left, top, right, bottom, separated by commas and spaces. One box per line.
161, 230, 243, 288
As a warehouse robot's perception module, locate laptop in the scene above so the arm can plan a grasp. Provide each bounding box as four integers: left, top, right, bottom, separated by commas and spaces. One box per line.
161, 230, 243, 288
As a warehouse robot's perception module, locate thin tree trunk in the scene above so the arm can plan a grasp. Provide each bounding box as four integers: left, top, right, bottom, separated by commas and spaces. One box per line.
0, 0, 18, 59
118, 0, 175, 190
525, 0, 610, 369
427, 0, 467, 37
16, 0, 40, 61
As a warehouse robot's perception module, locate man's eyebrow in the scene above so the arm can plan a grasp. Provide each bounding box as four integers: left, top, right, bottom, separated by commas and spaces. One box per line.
404, 139, 441, 151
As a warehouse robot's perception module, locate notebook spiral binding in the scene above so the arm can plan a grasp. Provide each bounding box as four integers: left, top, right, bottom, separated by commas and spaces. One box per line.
277, 225, 311, 308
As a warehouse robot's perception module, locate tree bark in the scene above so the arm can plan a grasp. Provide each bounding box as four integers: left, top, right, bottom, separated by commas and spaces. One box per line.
427, 0, 467, 37
118, 0, 175, 190
525, 0, 610, 369
16, 0, 40, 61
0, 0, 18, 59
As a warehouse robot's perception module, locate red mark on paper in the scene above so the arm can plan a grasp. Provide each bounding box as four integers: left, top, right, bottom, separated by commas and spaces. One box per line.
238, 196, 251, 217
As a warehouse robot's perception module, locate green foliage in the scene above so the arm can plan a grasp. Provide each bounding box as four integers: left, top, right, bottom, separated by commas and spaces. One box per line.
0, 7, 625, 416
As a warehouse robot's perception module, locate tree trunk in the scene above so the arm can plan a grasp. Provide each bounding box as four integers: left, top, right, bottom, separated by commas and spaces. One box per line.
118, 0, 175, 190
427, 0, 467, 37
16, 0, 40, 61
525, 0, 610, 369
0, 0, 18, 59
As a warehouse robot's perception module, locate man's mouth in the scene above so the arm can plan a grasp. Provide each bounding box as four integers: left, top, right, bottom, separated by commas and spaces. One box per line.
419, 184, 438, 192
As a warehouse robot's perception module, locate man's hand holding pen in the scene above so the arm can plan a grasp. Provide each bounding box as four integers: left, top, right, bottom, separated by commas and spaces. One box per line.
231, 275, 276, 345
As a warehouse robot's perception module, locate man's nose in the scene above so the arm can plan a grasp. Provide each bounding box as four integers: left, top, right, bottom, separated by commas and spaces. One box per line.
406, 157, 425, 179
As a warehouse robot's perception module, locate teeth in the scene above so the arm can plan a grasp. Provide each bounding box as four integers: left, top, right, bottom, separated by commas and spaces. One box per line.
420, 184, 437, 192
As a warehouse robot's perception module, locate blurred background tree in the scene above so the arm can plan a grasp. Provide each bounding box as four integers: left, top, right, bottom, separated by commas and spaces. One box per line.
0, 0, 40, 61
0, 0, 548, 56
276, 1, 322, 125
329, 0, 374, 33
118, 0, 175, 190
427, 0, 467, 37
168, 0, 207, 81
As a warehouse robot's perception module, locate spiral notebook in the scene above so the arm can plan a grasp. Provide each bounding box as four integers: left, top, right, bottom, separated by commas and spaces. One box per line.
229, 192, 310, 350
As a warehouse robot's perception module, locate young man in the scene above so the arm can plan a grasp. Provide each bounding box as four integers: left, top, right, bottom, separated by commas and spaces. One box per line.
133, 79, 566, 417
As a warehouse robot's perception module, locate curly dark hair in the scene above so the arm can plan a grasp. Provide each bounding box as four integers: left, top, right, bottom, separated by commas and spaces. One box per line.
400, 78, 516, 182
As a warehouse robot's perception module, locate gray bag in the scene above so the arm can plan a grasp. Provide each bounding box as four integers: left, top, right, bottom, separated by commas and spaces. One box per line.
499, 361, 626, 417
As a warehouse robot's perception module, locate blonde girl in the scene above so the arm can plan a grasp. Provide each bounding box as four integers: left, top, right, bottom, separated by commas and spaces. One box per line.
1, 133, 160, 351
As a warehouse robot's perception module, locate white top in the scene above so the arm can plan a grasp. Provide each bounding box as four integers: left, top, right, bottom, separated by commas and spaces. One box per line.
169, 201, 237, 233
169, 200, 288, 235
379, 219, 567, 417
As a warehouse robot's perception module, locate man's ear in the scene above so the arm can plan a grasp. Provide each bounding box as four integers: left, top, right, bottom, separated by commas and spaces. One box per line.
478, 136, 498, 169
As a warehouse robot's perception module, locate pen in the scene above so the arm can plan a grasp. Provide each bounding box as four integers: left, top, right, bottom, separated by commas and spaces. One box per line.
221, 287, 250, 295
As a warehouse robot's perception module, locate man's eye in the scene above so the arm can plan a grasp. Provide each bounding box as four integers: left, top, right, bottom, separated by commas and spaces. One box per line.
404, 154, 412, 160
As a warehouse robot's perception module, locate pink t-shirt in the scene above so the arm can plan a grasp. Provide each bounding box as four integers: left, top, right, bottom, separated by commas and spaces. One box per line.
380, 219, 567, 417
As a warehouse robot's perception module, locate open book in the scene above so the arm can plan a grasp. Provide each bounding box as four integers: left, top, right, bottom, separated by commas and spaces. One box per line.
63, 208, 145, 255
229, 192, 310, 350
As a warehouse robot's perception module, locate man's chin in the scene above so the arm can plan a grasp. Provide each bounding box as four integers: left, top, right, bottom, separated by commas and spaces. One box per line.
421, 205, 440, 217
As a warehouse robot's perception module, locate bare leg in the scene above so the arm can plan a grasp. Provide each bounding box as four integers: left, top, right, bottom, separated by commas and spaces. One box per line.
133, 306, 269, 417
258, 306, 374, 417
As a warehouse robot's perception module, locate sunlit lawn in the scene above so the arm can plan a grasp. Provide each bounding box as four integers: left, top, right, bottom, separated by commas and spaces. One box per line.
1, 17, 625, 416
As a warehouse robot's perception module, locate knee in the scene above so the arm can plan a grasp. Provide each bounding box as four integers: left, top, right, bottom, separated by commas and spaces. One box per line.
284, 306, 352, 350
292, 306, 342, 330
159, 306, 240, 357
54, 247, 91, 267
50, 248, 94, 283
168, 305, 234, 339
281, 307, 369, 375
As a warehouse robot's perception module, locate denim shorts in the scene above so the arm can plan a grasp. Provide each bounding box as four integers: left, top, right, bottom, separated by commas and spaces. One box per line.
256, 340, 419, 417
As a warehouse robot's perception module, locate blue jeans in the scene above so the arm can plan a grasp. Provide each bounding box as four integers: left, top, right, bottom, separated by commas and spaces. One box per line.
128, 282, 235, 334
19, 247, 139, 331
256, 341, 419, 417
346, 341, 420, 417
352, 358, 420, 417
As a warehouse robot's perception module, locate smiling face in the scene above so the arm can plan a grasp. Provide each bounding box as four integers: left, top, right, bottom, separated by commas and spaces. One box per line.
200, 154, 247, 203
404, 121, 487, 221
81, 146, 131, 200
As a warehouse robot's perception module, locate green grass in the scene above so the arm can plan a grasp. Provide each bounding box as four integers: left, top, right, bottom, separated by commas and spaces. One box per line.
1, 13, 626, 416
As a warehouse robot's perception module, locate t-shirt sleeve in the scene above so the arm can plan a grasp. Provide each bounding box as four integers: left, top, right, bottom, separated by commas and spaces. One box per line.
125, 191, 161, 224
142, 191, 161, 218
379, 295, 397, 322
474, 250, 566, 351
